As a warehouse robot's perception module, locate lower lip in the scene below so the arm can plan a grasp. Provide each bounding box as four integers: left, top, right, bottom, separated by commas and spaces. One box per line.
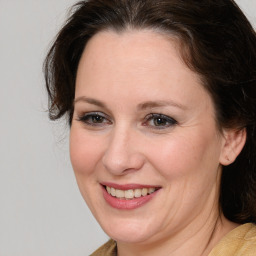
102, 186, 160, 210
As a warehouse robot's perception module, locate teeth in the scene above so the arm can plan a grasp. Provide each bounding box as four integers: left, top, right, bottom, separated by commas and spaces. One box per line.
125, 189, 134, 199
142, 188, 147, 196
134, 189, 142, 198
148, 188, 156, 194
115, 189, 125, 198
106, 186, 157, 199
110, 187, 116, 197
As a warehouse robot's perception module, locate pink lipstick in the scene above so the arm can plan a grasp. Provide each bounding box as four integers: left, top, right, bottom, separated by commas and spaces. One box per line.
101, 183, 161, 210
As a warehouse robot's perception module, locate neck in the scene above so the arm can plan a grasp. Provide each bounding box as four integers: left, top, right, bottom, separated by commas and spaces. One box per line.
117, 212, 238, 256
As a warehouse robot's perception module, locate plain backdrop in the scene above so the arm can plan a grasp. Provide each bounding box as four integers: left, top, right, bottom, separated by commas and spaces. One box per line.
0, 1, 255, 255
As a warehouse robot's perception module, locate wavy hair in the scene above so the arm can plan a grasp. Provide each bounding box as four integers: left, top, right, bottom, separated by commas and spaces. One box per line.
44, 0, 256, 223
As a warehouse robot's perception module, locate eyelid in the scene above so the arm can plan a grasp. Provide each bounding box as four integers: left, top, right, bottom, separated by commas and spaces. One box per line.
75, 111, 177, 130
143, 113, 177, 129
77, 111, 112, 126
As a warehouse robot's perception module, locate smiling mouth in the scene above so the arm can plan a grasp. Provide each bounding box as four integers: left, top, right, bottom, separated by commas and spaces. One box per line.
104, 186, 160, 200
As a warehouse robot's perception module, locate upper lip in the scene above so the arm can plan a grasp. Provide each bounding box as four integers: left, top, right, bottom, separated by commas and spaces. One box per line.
101, 182, 162, 190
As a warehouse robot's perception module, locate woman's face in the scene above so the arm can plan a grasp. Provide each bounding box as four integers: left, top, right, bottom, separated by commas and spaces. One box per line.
70, 30, 227, 244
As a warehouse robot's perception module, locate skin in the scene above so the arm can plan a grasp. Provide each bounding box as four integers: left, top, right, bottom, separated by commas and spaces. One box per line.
70, 30, 245, 256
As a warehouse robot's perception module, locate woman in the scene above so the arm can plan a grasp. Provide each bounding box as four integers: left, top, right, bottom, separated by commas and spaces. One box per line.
44, 0, 256, 255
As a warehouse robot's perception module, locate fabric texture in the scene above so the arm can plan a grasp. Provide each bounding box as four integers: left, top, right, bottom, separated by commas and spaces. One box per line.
90, 239, 116, 256
90, 223, 256, 256
208, 223, 256, 256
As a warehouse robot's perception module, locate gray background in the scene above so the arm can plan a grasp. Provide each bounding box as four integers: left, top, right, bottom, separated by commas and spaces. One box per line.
0, 0, 255, 255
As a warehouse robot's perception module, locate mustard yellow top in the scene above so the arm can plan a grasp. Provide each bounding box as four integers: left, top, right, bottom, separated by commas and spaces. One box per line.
208, 223, 256, 256
90, 223, 256, 256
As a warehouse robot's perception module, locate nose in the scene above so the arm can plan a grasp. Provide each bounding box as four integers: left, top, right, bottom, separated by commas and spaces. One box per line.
102, 126, 145, 175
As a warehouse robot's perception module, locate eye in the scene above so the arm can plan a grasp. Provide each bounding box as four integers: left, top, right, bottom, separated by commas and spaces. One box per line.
77, 112, 111, 127
143, 113, 177, 129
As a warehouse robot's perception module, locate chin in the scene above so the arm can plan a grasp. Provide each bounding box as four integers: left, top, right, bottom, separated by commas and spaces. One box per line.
99, 216, 159, 244
107, 229, 154, 244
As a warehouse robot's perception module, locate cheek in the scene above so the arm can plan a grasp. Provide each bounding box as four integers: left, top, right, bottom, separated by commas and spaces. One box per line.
146, 131, 221, 182
69, 127, 103, 176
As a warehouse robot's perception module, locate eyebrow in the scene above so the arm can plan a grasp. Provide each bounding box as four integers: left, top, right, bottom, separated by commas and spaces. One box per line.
137, 100, 187, 111
74, 96, 106, 108
74, 96, 186, 110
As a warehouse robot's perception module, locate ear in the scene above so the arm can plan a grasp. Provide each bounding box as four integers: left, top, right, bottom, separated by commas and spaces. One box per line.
219, 128, 246, 166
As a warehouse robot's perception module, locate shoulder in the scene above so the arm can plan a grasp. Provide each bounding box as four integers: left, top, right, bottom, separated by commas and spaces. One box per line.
209, 223, 256, 256
90, 239, 117, 256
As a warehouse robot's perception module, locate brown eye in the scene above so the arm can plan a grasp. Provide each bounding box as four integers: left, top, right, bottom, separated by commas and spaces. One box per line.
91, 115, 104, 123
78, 112, 111, 127
154, 117, 168, 126
144, 114, 177, 129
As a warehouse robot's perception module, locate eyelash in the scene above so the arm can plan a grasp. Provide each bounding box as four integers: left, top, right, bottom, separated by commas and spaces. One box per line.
77, 112, 177, 129
143, 113, 177, 129
77, 112, 111, 127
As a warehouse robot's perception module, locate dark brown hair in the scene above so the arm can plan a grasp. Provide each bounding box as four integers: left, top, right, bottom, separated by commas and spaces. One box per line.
44, 0, 256, 223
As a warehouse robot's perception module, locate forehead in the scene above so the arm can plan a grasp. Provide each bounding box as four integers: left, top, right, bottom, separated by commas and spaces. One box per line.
76, 29, 201, 87
75, 29, 212, 113
79, 29, 185, 68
